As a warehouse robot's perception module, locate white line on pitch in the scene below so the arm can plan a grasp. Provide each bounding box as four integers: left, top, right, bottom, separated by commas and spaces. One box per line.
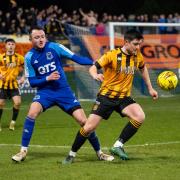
0, 141, 180, 150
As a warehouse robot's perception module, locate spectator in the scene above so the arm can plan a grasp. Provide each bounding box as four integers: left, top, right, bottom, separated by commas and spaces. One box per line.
0, 5, 179, 36
79, 8, 98, 27
167, 14, 177, 34
158, 14, 167, 34
96, 21, 106, 35
0, 22, 7, 34
173, 13, 180, 32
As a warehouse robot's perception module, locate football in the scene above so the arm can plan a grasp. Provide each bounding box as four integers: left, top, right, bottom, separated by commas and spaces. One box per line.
157, 71, 178, 90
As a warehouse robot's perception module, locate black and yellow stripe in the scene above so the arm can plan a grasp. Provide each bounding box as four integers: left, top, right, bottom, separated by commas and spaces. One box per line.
0, 53, 24, 89
96, 48, 144, 98
80, 127, 88, 137
130, 119, 142, 129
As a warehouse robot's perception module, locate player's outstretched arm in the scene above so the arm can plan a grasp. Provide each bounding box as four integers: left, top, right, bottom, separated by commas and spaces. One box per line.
50, 43, 93, 65
71, 54, 93, 65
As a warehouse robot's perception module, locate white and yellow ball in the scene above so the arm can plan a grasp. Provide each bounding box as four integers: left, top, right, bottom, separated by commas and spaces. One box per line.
157, 71, 178, 90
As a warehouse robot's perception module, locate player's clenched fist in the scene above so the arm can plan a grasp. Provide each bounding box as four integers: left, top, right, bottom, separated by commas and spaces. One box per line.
46, 71, 60, 81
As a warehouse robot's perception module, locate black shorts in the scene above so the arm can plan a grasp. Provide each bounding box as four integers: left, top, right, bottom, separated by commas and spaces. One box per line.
0, 88, 21, 99
91, 95, 136, 120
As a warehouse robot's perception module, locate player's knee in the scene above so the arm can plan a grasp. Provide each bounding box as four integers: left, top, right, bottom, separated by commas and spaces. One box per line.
27, 102, 42, 119
72, 108, 87, 126
0, 103, 5, 109
27, 112, 38, 119
14, 101, 21, 108
79, 121, 85, 126
73, 113, 87, 126
133, 112, 145, 123
84, 124, 96, 134
76, 117, 86, 126
27, 110, 40, 119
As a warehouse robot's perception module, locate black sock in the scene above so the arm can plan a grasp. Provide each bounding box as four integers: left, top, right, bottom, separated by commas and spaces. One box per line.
71, 128, 88, 152
119, 120, 142, 144
88, 131, 100, 152
12, 107, 19, 121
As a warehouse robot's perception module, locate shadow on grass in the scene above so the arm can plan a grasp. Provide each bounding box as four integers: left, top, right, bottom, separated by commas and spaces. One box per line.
28, 151, 65, 161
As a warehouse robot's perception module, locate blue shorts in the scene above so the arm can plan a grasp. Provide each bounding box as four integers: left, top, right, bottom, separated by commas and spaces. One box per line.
32, 87, 81, 115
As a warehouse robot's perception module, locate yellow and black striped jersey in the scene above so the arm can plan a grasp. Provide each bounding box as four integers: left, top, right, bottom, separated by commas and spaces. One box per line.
96, 48, 145, 98
0, 53, 24, 89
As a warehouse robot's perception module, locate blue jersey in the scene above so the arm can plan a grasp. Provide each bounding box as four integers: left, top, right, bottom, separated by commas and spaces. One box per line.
25, 42, 93, 91
24, 42, 93, 113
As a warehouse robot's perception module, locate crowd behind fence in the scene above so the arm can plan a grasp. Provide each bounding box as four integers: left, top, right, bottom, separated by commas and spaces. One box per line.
0, 4, 180, 38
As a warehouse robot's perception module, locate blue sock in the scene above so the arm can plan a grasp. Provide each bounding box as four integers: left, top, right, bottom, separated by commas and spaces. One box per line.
21, 116, 35, 147
88, 131, 100, 152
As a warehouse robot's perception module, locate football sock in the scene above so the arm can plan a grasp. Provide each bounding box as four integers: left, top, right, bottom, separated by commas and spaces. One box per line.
88, 131, 100, 152
69, 150, 76, 157
12, 107, 19, 121
118, 119, 142, 144
113, 140, 124, 148
71, 127, 88, 152
21, 146, 28, 152
21, 116, 35, 147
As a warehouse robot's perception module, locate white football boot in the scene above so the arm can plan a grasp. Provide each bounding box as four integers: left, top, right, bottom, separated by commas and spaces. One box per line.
12, 150, 27, 162
98, 152, 114, 161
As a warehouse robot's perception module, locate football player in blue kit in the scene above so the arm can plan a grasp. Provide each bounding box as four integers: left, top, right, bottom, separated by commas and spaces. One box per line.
11, 26, 114, 163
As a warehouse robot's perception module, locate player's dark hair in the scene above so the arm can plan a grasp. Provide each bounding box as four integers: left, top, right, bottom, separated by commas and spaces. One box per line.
5, 38, 16, 43
124, 29, 143, 41
29, 26, 45, 41
29, 26, 45, 35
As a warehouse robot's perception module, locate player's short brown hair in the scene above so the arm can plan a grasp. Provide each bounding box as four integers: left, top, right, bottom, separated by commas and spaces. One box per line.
124, 29, 143, 41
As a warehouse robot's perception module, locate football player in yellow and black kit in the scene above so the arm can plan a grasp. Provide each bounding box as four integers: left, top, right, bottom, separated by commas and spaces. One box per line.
0, 39, 24, 131
63, 29, 158, 163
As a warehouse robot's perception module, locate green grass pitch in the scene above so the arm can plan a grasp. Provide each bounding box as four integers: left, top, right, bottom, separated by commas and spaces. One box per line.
0, 96, 180, 180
